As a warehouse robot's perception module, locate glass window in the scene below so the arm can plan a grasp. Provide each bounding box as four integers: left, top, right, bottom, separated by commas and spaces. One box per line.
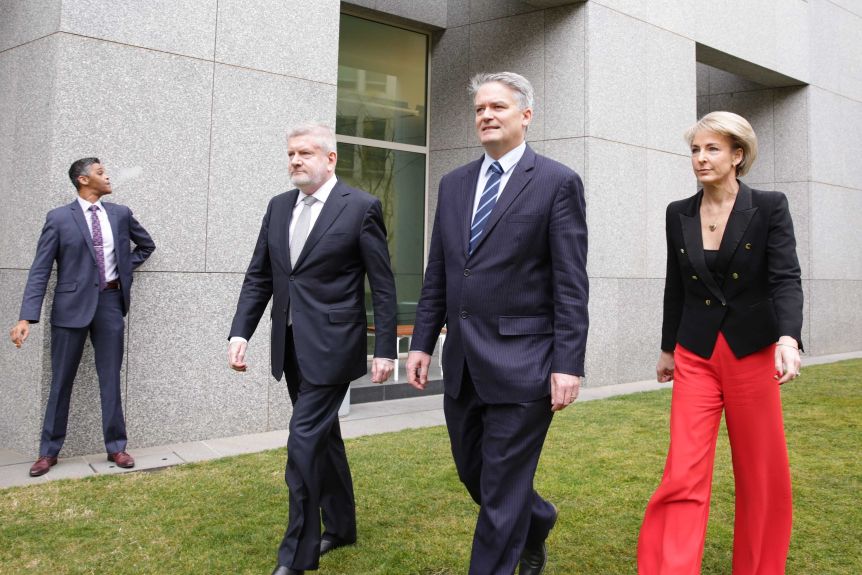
337, 14, 427, 147
336, 14, 428, 329
336, 143, 425, 325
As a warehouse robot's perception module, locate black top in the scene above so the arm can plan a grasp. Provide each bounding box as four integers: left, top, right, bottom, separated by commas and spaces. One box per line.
703, 249, 719, 272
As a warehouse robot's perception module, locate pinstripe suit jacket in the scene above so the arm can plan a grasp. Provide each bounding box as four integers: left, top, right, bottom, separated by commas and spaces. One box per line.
411, 145, 589, 403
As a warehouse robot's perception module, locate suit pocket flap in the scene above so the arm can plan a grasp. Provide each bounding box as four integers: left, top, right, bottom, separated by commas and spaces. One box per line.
499, 315, 553, 335
329, 308, 365, 323
56, 281, 77, 293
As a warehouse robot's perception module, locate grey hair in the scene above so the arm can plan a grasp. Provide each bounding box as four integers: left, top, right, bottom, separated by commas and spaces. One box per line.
469, 72, 535, 111
684, 111, 758, 177
287, 123, 337, 154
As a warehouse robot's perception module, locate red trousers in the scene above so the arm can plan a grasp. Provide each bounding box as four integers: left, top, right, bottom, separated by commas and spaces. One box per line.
638, 333, 792, 574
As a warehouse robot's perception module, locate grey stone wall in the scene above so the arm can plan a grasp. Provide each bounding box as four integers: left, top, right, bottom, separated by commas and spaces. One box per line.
1, 0, 860, 455
428, 0, 862, 387
0, 0, 340, 455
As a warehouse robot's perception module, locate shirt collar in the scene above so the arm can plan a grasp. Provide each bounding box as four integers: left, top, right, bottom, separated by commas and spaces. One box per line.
295, 175, 337, 207
482, 141, 526, 176
77, 196, 106, 212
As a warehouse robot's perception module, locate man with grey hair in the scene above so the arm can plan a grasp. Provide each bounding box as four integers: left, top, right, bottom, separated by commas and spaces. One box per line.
407, 72, 589, 574
228, 123, 397, 575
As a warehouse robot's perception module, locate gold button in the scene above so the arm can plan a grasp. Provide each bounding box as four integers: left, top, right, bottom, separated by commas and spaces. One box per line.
691, 275, 698, 280
732, 272, 739, 279
705, 299, 711, 306
745, 243, 752, 250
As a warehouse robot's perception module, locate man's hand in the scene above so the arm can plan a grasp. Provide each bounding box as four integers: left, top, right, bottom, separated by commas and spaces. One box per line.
406, 351, 431, 391
656, 351, 675, 383
551, 372, 581, 412
228, 340, 248, 372
371, 358, 394, 383
10, 320, 29, 348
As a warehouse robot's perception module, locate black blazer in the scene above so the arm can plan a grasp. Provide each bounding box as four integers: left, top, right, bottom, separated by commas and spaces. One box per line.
411, 145, 589, 403
661, 182, 803, 359
229, 181, 397, 385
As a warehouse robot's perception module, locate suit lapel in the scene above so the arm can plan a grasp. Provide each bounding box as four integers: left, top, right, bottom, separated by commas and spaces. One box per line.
104, 203, 121, 258
292, 182, 348, 271
70, 201, 97, 263
468, 146, 536, 256
679, 192, 725, 304
714, 182, 757, 275
283, 189, 300, 267
461, 157, 485, 256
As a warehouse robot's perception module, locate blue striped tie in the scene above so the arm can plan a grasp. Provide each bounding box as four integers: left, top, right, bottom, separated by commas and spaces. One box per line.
469, 161, 504, 254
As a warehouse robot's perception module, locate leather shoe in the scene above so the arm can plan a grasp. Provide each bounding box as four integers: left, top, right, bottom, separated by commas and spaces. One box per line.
320, 536, 355, 556
270, 566, 303, 575
107, 451, 135, 468
29, 456, 58, 477
518, 504, 558, 575
518, 542, 548, 575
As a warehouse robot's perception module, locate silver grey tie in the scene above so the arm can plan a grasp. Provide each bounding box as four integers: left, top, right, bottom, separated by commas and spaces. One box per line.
290, 194, 317, 267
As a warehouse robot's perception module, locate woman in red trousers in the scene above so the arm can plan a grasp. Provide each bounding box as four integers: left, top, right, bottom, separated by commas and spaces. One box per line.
638, 111, 803, 575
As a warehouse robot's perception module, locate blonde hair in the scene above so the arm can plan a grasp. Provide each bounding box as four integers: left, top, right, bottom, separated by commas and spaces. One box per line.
684, 111, 758, 177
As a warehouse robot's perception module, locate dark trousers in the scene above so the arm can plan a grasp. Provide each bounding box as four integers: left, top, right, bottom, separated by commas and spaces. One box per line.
278, 331, 356, 570
40, 288, 127, 457
444, 365, 557, 575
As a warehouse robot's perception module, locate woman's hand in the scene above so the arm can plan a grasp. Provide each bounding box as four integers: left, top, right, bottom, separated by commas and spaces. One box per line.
774, 335, 801, 384
656, 351, 675, 383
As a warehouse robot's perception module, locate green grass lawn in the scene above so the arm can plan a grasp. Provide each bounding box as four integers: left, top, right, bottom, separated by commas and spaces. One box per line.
1, 360, 860, 574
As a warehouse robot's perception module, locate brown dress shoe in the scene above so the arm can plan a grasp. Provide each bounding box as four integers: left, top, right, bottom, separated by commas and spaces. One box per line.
107, 451, 135, 468
29, 456, 58, 477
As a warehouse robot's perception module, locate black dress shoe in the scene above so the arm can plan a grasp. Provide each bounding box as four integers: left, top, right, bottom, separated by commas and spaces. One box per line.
518, 541, 547, 575
519, 504, 558, 575
320, 536, 355, 556
270, 566, 303, 575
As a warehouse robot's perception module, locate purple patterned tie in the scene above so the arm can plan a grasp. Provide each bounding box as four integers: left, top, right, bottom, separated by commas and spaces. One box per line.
89, 205, 107, 291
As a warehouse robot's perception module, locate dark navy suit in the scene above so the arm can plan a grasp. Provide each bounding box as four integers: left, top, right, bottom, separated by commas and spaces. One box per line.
229, 180, 396, 570
19, 200, 155, 456
411, 145, 589, 574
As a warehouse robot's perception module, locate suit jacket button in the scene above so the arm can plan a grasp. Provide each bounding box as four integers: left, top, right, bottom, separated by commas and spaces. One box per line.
705, 299, 711, 306
289, 276, 295, 281
463, 269, 470, 277
745, 243, 752, 250
680, 248, 685, 254
460, 311, 468, 319
691, 275, 698, 280
732, 272, 739, 279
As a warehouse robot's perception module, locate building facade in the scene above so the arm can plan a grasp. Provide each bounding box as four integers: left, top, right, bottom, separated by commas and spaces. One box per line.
1, 0, 860, 456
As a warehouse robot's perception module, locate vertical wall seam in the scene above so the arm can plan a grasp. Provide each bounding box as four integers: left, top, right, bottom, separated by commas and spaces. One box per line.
204, 1, 219, 275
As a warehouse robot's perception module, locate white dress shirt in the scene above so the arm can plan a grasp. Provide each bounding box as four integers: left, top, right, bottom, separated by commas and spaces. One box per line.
471, 141, 527, 219
77, 196, 118, 282
289, 175, 337, 241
